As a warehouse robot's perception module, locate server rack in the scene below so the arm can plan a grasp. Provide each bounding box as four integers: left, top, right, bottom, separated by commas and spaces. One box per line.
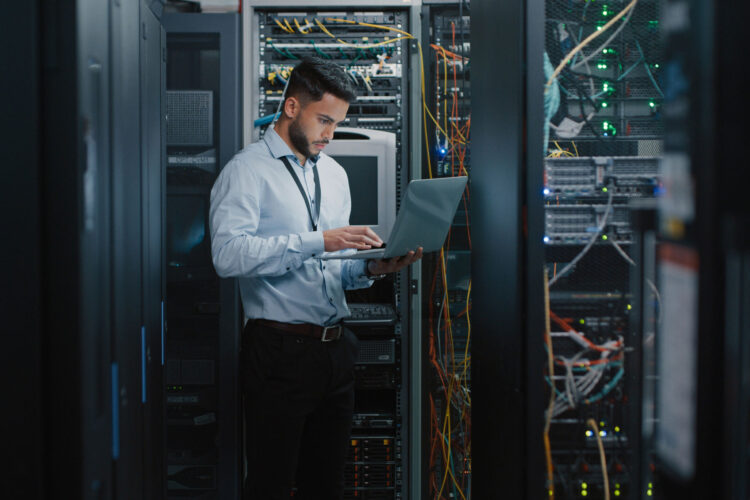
5, 1, 167, 497
162, 13, 242, 500
419, 2, 472, 498
243, 2, 422, 498
538, 2, 666, 499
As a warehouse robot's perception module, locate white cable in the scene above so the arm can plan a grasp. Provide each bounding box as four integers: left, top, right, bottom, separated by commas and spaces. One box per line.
610, 238, 636, 266
549, 189, 615, 287
567, 26, 596, 100
571, 2, 636, 70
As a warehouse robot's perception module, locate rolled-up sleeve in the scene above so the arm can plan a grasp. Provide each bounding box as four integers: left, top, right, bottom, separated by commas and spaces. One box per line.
209, 159, 325, 278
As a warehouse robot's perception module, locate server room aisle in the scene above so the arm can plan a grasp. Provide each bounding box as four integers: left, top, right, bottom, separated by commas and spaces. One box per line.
5, 1, 750, 500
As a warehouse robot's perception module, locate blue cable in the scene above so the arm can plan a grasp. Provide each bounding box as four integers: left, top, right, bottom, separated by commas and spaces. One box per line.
254, 112, 281, 128
585, 367, 625, 404
544, 51, 561, 153
636, 40, 664, 98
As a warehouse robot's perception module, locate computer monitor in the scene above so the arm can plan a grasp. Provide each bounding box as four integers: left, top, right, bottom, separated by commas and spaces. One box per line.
325, 128, 397, 240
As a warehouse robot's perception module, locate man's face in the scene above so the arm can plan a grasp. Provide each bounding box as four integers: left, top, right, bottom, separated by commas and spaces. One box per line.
287, 92, 349, 159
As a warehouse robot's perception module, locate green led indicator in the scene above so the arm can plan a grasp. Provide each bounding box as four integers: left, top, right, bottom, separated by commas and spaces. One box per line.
582, 491, 588, 497
647, 490, 653, 497
648, 483, 653, 488
654, 63, 660, 68
615, 491, 621, 497
602, 187, 608, 192
603, 82, 609, 91
602, 234, 608, 241
600, 421, 605, 427
649, 101, 656, 108
579, 318, 586, 325
603, 121, 610, 129
615, 426, 621, 432
601, 101, 608, 108
616, 483, 621, 489
582, 482, 588, 489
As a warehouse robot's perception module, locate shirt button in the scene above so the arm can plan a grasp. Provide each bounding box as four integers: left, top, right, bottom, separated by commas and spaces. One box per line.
329, 297, 334, 303
286, 267, 290, 271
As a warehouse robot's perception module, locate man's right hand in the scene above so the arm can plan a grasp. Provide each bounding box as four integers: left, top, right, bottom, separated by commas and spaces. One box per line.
323, 226, 383, 252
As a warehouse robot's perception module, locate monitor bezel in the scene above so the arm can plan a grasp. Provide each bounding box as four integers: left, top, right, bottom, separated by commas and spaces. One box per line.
324, 127, 397, 240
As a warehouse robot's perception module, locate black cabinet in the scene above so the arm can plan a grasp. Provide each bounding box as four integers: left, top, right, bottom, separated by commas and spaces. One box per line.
162, 13, 242, 500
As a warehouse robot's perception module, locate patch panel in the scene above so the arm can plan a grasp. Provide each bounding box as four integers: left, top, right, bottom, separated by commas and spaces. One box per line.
544, 203, 634, 245
545, 156, 660, 198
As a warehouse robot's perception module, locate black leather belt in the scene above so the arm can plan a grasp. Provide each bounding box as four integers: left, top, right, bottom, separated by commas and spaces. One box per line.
255, 319, 343, 342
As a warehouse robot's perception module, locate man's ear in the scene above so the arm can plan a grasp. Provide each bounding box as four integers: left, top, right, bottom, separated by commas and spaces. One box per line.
283, 96, 300, 119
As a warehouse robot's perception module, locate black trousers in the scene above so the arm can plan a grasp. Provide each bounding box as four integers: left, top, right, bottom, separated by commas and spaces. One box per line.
241, 320, 358, 499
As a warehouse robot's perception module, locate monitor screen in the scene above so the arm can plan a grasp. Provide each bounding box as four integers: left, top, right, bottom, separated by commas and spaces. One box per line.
331, 155, 379, 226
167, 195, 210, 268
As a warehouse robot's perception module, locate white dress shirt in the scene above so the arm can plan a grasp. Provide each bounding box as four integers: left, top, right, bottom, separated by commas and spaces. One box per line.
209, 127, 372, 326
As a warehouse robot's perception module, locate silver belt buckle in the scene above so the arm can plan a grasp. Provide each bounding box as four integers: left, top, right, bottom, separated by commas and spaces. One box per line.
321, 325, 342, 342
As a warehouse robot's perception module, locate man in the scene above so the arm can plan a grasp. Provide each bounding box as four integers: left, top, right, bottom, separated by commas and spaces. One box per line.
209, 57, 422, 499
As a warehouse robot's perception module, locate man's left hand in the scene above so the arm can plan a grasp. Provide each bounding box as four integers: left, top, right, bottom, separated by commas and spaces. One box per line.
367, 247, 424, 276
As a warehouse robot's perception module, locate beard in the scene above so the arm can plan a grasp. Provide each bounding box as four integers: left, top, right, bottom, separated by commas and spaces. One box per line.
288, 117, 313, 159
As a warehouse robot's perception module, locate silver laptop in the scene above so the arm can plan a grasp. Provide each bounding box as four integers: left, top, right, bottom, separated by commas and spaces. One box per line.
318, 176, 468, 260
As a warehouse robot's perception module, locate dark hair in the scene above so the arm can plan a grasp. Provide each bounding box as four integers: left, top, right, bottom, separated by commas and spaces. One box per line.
285, 57, 357, 106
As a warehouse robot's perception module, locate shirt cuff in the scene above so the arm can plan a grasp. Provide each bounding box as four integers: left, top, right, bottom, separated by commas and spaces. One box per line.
299, 230, 325, 258
353, 259, 374, 284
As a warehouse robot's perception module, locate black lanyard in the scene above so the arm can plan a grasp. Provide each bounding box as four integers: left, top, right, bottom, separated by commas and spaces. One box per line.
280, 156, 321, 231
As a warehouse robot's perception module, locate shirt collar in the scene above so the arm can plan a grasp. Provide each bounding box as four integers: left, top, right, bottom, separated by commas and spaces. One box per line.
263, 126, 320, 166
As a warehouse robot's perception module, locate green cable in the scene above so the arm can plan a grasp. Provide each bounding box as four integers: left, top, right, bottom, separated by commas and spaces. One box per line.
268, 40, 288, 59
310, 40, 331, 59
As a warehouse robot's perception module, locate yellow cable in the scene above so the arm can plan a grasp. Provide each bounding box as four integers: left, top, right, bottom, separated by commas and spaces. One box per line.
419, 41, 434, 179
325, 17, 415, 40
314, 19, 404, 49
274, 18, 292, 34
294, 18, 310, 34
572, 141, 579, 157
283, 18, 294, 34
587, 418, 611, 500
545, 0, 639, 91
